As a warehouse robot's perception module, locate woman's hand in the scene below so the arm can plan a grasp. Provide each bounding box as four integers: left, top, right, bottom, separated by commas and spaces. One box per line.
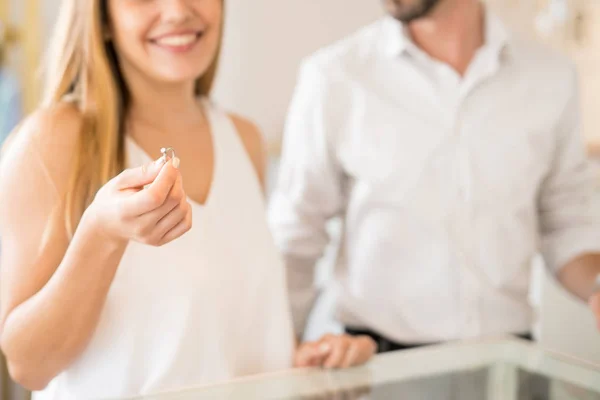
295, 334, 376, 369
87, 156, 192, 247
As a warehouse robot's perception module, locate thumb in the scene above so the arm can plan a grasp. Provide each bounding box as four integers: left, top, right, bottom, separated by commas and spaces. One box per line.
115, 157, 166, 190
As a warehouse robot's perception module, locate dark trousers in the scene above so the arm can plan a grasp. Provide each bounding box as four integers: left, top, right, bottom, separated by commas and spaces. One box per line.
346, 327, 533, 353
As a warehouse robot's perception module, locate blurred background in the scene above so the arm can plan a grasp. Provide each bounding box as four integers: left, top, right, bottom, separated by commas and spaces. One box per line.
3, 0, 600, 153
1, 0, 600, 398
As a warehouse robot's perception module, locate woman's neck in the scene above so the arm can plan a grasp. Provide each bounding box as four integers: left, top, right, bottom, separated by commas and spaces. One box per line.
124, 69, 204, 133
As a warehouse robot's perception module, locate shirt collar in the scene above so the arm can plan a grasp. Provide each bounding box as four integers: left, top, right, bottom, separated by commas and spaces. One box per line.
379, 9, 512, 62
485, 11, 511, 61
378, 15, 411, 58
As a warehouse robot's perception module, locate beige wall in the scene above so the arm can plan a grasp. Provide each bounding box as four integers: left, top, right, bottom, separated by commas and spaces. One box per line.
211, 0, 383, 146
489, 0, 600, 147
5, 0, 40, 113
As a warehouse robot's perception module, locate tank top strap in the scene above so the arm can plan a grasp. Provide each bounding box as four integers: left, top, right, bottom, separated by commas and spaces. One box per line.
199, 98, 264, 205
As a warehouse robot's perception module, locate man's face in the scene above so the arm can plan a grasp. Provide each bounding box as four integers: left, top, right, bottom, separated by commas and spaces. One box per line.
382, 0, 443, 22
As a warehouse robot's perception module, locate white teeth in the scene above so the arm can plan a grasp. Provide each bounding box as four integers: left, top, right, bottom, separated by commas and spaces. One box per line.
156, 34, 197, 47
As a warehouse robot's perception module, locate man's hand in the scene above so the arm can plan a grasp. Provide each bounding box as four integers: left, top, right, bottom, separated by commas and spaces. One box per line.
294, 334, 376, 369
557, 255, 600, 332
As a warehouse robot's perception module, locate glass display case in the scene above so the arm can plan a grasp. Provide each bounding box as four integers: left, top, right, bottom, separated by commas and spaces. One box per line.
133, 337, 600, 400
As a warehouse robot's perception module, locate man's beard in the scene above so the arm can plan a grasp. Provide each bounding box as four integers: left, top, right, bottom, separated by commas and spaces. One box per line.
384, 0, 442, 23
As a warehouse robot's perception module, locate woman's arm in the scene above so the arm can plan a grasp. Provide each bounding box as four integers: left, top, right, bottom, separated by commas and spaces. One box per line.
0, 105, 129, 390
0, 104, 187, 390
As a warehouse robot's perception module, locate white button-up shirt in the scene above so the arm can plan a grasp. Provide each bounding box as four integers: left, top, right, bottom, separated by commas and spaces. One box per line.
268, 12, 600, 343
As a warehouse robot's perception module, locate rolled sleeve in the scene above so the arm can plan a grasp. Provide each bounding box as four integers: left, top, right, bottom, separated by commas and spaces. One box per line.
539, 71, 600, 274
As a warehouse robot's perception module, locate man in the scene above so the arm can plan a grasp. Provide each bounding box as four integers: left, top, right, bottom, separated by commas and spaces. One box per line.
269, 0, 600, 353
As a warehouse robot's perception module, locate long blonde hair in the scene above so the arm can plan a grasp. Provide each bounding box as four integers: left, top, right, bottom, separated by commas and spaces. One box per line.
42, 0, 223, 237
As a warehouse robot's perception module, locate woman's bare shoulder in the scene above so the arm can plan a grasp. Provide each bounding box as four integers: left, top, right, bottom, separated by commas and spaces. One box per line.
0, 102, 85, 198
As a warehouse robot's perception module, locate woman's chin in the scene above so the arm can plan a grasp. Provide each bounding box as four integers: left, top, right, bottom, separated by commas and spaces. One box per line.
150, 69, 208, 86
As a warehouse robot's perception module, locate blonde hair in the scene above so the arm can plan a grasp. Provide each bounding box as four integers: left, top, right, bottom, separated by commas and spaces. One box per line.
42, 0, 223, 237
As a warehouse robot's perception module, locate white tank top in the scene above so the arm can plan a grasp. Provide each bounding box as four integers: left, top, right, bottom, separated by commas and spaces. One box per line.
34, 100, 295, 399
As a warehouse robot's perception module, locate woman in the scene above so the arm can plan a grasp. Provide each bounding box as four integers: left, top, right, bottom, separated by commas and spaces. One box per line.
0, 0, 375, 398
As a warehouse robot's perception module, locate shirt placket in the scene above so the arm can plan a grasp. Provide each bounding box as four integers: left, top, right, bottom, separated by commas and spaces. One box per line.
412, 47, 502, 339
451, 101, 482, 339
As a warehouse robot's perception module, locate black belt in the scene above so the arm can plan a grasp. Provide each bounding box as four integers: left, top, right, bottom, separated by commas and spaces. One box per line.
345, 327, 533, 354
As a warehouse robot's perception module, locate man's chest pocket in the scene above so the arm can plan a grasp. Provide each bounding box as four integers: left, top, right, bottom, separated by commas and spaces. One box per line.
470, 126, 552, 211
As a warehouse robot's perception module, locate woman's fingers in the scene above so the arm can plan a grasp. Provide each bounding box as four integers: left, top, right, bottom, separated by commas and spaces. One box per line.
125, 159, 180, 216
158, 204, 192, 246
114, 157, 165, 190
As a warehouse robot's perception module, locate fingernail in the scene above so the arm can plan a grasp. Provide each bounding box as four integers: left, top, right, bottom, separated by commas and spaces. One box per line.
319, 343, 331, 353
154, 157, 166, 166
172, 157, 180, 169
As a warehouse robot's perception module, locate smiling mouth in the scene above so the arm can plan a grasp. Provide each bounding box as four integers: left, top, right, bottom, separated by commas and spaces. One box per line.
151, 32, 203, 48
